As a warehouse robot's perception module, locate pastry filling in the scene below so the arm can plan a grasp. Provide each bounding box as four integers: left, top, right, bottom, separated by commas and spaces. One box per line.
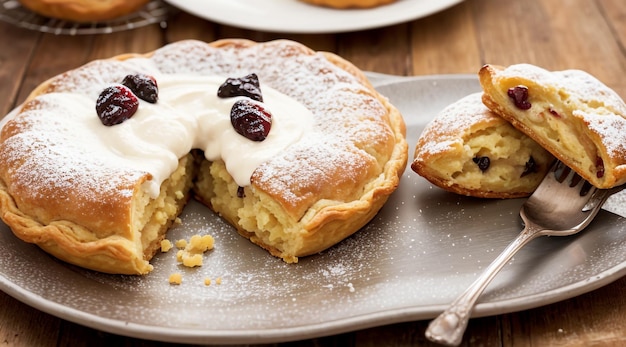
506, 84, 602, 181
437, 123, 551, 192
133, 153, 196, 260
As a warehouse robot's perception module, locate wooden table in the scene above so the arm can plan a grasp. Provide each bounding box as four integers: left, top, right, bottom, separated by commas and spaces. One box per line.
1, 0, 625, 346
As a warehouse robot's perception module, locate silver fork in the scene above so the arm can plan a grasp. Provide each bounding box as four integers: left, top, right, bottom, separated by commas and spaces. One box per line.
425, 161, 625, 346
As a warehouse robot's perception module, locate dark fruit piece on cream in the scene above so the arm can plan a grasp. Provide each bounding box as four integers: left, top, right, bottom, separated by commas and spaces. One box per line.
218, 73, 263, 102
473, 156, 490, 171
122, 74, 158, 103
96, 85, 139, 126
230, 99, 272, 141
507, 85, 532, 110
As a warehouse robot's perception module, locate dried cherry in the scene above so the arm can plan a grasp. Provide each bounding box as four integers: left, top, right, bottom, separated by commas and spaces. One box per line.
507, 85, 532, 110
548, 108, 561, 118
230, 99, 272, 141
218, 73, 263, 102
96, 85, 139, 126
596, 156, 605, 178
122, 74, 158, 103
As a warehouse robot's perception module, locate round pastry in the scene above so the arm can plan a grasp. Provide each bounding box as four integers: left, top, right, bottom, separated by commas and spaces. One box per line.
18, 0, 151, 22
0, 39, 408, 275
299, 0, 396, 9
479, 63, 626, 189
412, 93, 554, 198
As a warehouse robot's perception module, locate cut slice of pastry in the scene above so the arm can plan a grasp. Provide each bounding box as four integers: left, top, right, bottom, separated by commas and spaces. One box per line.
479, 63, 626, 189
411, 93, 554, 198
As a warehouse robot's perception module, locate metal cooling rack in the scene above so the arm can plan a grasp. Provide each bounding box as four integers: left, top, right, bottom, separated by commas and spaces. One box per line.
0, 0, 175, 35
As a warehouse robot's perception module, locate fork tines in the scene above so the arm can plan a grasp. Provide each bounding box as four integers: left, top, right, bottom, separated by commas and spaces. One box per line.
552, 161, 593, 196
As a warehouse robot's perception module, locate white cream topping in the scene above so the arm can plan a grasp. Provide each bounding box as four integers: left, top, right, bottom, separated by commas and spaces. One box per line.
24, 59, 314, 198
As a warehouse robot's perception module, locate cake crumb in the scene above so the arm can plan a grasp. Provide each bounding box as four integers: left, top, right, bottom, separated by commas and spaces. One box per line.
168, 273, 182, 285
187, 234, 214, 253
204, 278, 211, 286
216, 277, 222, 285
175, 234, 215, 268
160, 239, 173, 252
181, 253, 203, 267
175, 239, 187, 249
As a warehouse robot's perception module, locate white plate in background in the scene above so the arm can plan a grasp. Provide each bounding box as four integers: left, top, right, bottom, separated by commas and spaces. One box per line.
164, 0, 464, 33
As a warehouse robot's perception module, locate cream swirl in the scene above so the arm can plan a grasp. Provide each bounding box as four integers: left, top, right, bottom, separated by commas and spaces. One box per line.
20, 63, 314, 199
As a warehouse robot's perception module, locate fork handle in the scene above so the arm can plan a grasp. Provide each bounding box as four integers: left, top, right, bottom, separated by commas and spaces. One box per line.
425, 223, 544, 346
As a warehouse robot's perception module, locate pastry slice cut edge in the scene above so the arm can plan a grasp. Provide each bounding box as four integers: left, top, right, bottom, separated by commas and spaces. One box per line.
479, 63, 626, 189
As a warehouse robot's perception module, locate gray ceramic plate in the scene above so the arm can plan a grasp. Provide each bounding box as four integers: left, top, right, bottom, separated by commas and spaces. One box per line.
1, 75, 626, 345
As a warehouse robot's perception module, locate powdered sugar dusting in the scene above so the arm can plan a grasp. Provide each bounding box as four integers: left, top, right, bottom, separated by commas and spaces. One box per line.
580, 110, 626, 158
415, 92, 499, 159
1, 96, 144, 224
553, 68, 626, 159
1, 40, 392, 224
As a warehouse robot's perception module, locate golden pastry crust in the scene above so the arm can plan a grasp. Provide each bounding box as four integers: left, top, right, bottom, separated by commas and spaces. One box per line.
479, 63, 626, 189
18, 0, 150, 22
299, 0, 396, 9
0, 39, 407, 274
411, 93, 554, 198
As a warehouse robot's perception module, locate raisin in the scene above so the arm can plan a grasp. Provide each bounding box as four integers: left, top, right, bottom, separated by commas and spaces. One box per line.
96, 85, 139, 126
231, 99, 272, 141
237, 186, 245, 198
218, 73, 263, 102
596, 156, 605, 178
473, 156, 490, 172
507, 85, 532, 110
122, 74, 158, 103
521, 156, 537, 177
548, 108, 561, 117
